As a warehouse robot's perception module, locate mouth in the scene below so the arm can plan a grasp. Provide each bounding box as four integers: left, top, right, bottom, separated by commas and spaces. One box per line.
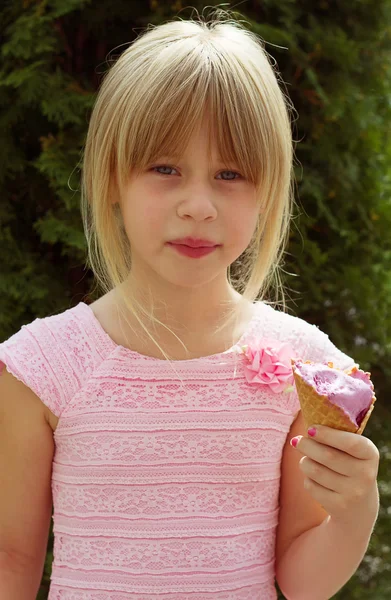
169, 237, 219, 248
167, 242, 219, 259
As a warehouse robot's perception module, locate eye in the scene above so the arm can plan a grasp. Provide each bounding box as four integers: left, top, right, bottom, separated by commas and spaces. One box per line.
152, 165, 178, 176
152, 165, 243, 180
217, 170, 242, 181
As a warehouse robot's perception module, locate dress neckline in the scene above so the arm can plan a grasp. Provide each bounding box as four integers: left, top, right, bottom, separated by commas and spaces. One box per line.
78, 300, 267, 364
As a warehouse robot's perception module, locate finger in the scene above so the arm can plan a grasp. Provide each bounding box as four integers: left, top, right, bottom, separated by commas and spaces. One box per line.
300, 456, 348, 493
291, 435, 356, 477
302, 475, 339, 511
304, 424, 378, 460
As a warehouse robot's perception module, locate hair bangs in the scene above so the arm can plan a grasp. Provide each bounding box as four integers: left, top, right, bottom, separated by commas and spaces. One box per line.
114, 36, 268, 193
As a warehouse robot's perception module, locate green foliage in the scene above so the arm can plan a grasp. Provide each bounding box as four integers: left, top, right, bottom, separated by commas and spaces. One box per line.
0, 1, 390, 598
248, 1, 391, 386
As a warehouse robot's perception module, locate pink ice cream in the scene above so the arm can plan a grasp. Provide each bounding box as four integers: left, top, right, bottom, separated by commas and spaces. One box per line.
292, 361, 374, 428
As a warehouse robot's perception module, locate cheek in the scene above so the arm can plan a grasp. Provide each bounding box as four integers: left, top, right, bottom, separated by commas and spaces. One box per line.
227, 203, 259, 241
123, 199, 167, 237
140, 205, 161, 228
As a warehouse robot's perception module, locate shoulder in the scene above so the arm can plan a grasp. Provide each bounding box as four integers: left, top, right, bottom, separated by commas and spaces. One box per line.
0, 302, 106, 418
0, 302, 95, 362
259, 302, 322, 336
258, 302, 356, 369
256, 302, 325, 351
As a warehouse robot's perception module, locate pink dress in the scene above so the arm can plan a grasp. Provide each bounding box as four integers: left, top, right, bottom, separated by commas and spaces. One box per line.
0, 301, 355, 599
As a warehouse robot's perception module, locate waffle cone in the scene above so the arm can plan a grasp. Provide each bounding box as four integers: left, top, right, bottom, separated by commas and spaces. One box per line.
292, 361, 376, 435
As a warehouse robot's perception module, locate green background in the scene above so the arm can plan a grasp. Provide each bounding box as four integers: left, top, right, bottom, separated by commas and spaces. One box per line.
0, 0, 390, 597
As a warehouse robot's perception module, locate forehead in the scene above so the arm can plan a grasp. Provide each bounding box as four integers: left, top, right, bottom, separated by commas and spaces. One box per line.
153, 117, 227, 162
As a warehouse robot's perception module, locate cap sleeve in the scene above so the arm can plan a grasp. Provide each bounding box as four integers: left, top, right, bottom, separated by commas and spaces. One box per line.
0, 319, 69, 417
303, 324, 357, 370
0, 304, 101, 418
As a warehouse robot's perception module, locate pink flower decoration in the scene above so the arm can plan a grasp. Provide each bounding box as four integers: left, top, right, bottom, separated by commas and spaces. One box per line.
239, 340, 295, 393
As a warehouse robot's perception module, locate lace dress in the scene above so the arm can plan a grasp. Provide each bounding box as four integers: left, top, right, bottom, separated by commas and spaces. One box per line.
0, 301, 355, 599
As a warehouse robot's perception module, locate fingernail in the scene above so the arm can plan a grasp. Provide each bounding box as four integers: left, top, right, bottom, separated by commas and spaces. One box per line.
308, 427, 317, 437
290, 435, 302, 448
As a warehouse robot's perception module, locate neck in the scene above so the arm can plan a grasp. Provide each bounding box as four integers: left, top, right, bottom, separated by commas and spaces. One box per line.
118, 272, 246, 334
104, 271, 256, 360
113, 276, 253, 347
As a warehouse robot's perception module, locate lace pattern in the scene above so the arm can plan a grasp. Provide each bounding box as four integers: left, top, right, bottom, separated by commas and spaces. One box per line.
0, 300, 356, 598
47, 580, 278, 599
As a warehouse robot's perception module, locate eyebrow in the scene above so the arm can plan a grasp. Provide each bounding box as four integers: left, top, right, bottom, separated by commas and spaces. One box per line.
152, 155, 232, 164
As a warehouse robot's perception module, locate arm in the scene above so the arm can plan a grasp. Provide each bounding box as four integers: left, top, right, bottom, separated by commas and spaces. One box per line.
276, 485, 378, 600
0, 367, 54, 599
0, 551, 46, 600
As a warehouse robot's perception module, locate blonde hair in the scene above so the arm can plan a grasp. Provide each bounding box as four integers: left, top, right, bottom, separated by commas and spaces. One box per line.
80, 6, 296, 362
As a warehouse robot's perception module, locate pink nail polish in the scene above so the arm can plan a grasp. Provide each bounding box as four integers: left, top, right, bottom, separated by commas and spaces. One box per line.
308, 427, 317, 437
290, 436, 300, 448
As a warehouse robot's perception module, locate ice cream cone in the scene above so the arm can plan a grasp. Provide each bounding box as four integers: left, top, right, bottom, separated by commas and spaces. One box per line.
291, 360, 376, 435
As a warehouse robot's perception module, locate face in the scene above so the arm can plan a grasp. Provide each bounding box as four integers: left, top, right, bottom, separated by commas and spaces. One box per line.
117, 119, 260, 292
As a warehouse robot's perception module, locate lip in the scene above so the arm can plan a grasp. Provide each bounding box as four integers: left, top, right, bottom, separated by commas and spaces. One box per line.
169, 244, 217, 259
169, 237, 219, 248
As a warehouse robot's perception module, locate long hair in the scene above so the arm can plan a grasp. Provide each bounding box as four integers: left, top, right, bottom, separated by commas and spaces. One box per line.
80, 7, 296, 362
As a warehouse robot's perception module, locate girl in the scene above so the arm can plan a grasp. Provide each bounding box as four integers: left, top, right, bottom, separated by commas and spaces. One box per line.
0, 9, 379, 600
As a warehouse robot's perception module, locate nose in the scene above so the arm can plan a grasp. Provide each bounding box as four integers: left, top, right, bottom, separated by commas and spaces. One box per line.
176, 185, 218, 222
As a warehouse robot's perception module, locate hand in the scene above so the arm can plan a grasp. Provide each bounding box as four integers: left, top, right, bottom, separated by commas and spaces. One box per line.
291, 425, 380, 528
